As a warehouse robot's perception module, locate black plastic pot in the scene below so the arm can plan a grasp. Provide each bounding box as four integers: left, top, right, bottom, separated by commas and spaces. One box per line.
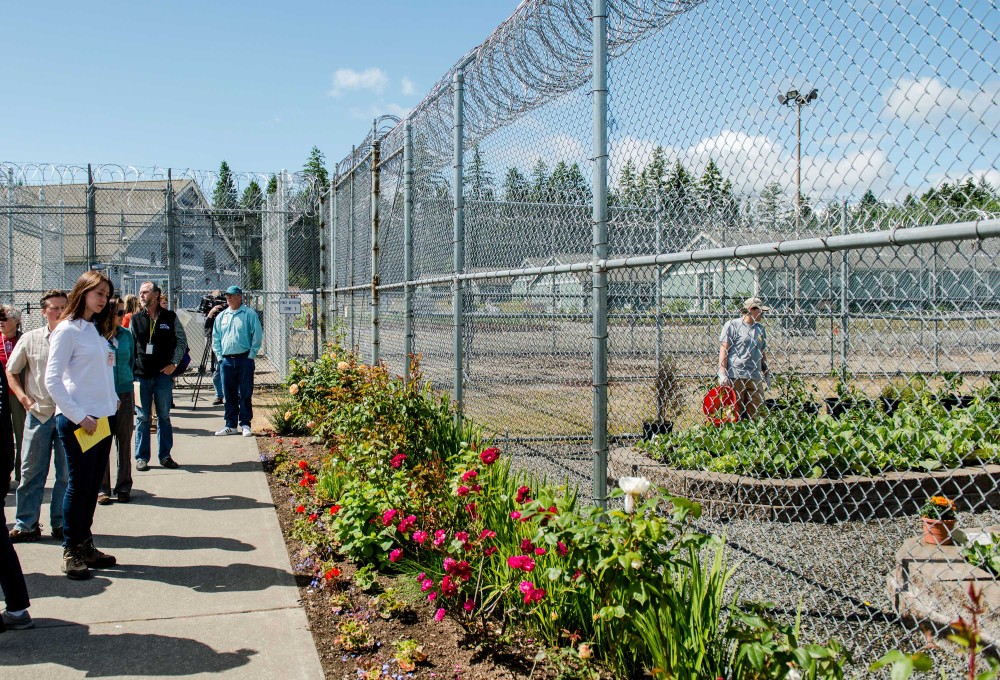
765, 399, 820, 415
940, 395, 976, 411
825, 398, 851, 418
642, 420, 673, 441
881, 397, 900, 416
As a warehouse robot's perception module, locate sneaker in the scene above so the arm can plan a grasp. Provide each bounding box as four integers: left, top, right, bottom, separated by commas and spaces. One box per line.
241, 425, 253, 438
9, 527, 41, 543
51, 526, 64, 541
161, 458, 179, 469
97, 493, 113, 506
62, 546, 90, 580
135, 459, 149, 471
116, 492, 131, 503
1, 610, 34, 630
215, 426, 239, 436
81, 538, 116, 569
212, 397, 224, 405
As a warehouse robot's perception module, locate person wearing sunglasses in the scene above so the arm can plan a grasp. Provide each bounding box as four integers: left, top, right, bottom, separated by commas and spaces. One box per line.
97, 297, 135, 505
719, 296, 771, 420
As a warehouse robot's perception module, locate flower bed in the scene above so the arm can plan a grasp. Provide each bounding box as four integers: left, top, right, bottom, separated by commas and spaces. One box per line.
268, 344, 855, 679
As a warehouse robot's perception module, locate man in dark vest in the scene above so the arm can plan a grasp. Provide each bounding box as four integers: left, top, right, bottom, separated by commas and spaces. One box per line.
130, 282, 187, 471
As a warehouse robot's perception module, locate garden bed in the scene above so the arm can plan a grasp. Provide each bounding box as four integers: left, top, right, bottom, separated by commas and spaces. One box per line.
262, 434, 542, 679
611, 447, 1000, 522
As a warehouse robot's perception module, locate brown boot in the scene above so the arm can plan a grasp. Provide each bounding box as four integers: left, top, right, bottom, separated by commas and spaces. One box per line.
81, 538, 117, 569
62, 546, 90, 580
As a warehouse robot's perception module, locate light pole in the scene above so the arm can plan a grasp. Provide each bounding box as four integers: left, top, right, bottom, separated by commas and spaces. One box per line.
777, 87, 818, 318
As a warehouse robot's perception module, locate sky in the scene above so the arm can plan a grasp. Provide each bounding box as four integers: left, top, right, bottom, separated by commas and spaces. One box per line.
1, 0, 997, 204
0, 0, 518, 174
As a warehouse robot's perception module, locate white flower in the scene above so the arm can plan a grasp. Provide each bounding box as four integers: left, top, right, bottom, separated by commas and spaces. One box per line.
787, 670, 802, 680
618, 476, 651, 513
631, 558, 643, 570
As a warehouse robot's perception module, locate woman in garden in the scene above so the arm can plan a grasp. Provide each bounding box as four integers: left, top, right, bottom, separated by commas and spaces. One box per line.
97, 296, 135, 506
718, 296, 771, 420
44, 271, 119, 580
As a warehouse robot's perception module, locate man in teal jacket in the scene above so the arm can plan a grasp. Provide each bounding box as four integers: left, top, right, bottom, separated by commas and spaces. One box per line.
212, 286, 263, 438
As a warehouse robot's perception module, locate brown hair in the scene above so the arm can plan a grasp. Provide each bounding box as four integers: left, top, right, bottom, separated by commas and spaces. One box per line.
123, 294, 140, 315
105, 296, 124, 339
60, 270, 116, 338
40, 289, 68, 310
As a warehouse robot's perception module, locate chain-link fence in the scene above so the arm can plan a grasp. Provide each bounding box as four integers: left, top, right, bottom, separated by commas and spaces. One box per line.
325, 0, 1000, 671
0, 163, 324, 385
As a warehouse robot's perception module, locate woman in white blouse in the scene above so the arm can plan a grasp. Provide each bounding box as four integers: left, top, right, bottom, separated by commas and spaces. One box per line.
44, 271, 119, 581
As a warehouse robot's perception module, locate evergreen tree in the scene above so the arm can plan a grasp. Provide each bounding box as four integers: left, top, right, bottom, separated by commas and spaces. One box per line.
617, 159, 640, 206
266, 174, 278, 195
530, 159, 550, 203
465, 145, 495, 201
212, 161, 238, 211
303, 146, 329, 190
502, 167, 529, 202
757, 182, 787, 231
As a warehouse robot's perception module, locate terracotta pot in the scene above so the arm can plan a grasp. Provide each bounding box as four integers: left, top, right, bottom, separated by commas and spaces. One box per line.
922, 517, 957, 545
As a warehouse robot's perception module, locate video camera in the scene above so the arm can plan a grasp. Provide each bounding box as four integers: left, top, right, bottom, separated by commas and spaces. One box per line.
198, 293, 226, 316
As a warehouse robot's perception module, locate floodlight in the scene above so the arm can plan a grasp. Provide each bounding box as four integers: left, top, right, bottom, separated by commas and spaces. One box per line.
786, 89, 799, 99
777, 94, 787, 105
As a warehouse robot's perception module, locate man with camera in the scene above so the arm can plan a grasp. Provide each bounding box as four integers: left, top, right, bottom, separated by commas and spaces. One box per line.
201, 291, 226, 405
212, 286, 262, 438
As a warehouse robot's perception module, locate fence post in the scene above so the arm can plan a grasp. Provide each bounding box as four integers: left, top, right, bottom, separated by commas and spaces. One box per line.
165, 169, 179, 307
349, 147, 356, 352
592, 0, 609, 509
313, 187, 321, 361
329, 177, 337, 340
6, 168, 14, 302
371, 120, 382, 365
319, 186, 328, 351
403, 119, 414, 382
453, 69, 466, 422
86, 164, 97, 273
839, 201, 849, 381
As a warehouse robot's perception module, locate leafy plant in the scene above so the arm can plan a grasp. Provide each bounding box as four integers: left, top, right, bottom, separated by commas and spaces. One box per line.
393, 638, 428, 672
353, 563, 379, 593
334, 616, 372, 651
963, 535, 1000, 576
372, 587, 408, 619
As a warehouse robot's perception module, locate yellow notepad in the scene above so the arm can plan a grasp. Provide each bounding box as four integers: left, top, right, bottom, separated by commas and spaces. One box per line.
74, 416, 111, 452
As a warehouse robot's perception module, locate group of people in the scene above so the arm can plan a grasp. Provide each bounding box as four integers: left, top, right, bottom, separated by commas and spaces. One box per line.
0, 274, 262, 631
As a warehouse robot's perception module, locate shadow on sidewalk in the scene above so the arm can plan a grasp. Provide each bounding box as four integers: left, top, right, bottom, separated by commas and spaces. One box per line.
135, 493, 273, 512
172, 460, 263, 474
0, 620, 256, 675
23, 572, 113, 599
102, 562, 290, 592
95, 534, 256, 552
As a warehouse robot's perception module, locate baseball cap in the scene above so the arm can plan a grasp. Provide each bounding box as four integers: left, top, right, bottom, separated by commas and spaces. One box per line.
742, 296, 770, 311
224, 285, 243, 296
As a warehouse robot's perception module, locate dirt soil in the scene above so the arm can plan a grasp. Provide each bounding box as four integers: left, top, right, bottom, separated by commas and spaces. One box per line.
260, 434, 564, 680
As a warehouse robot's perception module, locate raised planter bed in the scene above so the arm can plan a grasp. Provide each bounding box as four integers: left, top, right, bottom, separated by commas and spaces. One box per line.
609, 447, 1000, 522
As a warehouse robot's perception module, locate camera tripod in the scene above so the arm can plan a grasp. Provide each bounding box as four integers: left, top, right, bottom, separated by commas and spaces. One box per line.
190, 333, 216, 409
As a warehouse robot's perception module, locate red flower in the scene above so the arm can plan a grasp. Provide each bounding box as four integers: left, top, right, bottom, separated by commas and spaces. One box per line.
520, 538, 534, 552
308, 513, 318, 522
462, 469, 478, 482
464, 502, 478, 519
297, 460, 309, 470
456, 486, 470, 497
295, 505, 305, 513
557, 541, 568, 557
390, 453, 406, 468
516, 486, 532, 504
463, 599, 476, 613
434, 607, 446, 622
440, 575, 458, 597
484, 546, 498, 557
329, 505, 341, 515
479, 447, 500, 465
519, 581, 546, 604
324, 567, 340, 580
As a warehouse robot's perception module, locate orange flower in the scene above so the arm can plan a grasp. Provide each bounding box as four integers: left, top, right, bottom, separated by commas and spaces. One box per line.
929, 496, 956, 510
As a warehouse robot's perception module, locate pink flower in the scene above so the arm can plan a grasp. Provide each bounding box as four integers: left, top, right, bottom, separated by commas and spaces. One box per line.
390, 453, 406, 468
456, 486, 470, 497
557, 541, 568, 557
448, 560, 472, 581
465, 502, 478, 519
479, 447, 499, 465
519, 582, 546, 604
440, 575, 458, 597
484, 546, 498, 557
516, 486, 532, 504
427, 591, 437, 602
463, 600, 476, 613
478, 529, 496, 540
455, 531, 469, 546
433, 529, 448, 547
412, 530, 428, 545
443, 557, 457, 573
534, 547, 547, 556
462, 469, 478, 482
389, 548, 403, 563
510, 511, 521, 520
434, 608, 446, 622
420, 578, 435, 592
381, 509, 398, 526
506, 555, 536, 572
397, 515, 417, 533
520, 538, 534, 552
519, 580, 534, 595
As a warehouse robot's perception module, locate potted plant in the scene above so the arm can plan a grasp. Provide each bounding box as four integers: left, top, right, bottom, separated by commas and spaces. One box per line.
920, 495, 958, 545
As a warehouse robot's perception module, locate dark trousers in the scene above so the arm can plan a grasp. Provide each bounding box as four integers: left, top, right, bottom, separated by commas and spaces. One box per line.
56, 414, 116, 549
0, 503, 29, 611
220, 355, 255, 428
101, 392, 134, 496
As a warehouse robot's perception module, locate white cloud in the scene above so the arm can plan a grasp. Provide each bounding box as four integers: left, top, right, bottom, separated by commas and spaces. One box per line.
883, 76, 1000, 135
401, 78, 416, 96
328, 67, 389, 97
348, 102, 411, 121
385, 103, 411, 118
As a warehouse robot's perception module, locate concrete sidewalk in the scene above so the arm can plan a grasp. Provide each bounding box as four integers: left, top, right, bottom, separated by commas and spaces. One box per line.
0, 400, 323, 679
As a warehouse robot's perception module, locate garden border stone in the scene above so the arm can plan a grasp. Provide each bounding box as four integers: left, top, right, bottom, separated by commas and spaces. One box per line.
609, 447, 1000, 522
888, 531, 1000, 653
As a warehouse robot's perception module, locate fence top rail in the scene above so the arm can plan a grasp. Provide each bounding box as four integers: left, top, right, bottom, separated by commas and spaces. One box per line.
331, 217, 1000, 295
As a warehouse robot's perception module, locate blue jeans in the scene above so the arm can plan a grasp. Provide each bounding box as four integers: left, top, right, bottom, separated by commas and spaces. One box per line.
135, 374, 174, 462
13, 413, 68, 533
56, 414, 115, 549
212, 359, 224, 399
220, 355, 254, 428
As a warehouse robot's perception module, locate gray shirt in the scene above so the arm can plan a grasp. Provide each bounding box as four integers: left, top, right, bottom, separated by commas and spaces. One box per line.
720, 318, 766, 380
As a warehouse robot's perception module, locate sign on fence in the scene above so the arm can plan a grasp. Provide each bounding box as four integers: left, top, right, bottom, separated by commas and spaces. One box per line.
277, 297, 301, 315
